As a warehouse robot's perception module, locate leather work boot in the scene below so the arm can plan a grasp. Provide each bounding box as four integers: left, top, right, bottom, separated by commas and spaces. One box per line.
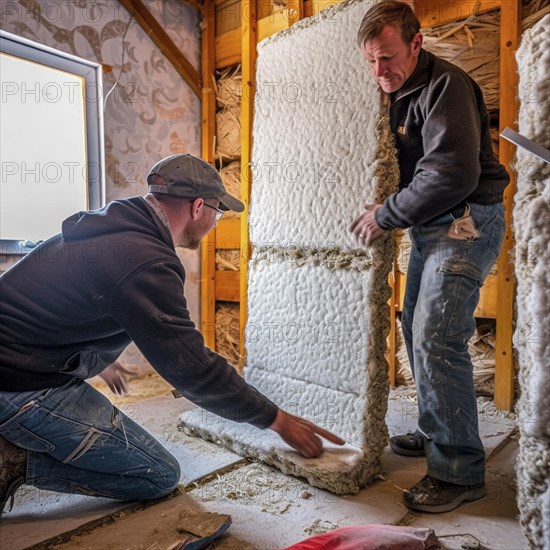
389, 430, 426, 457
0, 435, 27, 515
404, 474, 486, 513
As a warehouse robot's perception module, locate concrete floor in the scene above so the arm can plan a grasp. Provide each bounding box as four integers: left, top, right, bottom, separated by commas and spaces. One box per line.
0, 380, 527, 550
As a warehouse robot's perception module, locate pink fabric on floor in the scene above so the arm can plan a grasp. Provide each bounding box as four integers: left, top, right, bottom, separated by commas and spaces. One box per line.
281, 525, 441, 550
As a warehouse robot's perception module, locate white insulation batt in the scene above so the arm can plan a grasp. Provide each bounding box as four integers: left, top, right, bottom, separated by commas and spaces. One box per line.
244, 256, 390, 452
513, 14, 550, 550
180, 0, 399, 494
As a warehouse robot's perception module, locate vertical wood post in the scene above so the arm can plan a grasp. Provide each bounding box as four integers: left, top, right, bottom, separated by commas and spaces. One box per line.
201, 0, 217, 348
239, 0, 258, 365
494, 0, 521, 410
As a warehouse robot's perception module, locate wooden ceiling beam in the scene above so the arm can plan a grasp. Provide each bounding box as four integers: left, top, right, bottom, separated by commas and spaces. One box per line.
118, 0, 201, 97
414, 0, 502, 28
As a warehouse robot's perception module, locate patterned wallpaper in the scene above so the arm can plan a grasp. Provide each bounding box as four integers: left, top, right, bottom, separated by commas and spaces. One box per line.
1, 0, 201, 198
1, 0, 203, 355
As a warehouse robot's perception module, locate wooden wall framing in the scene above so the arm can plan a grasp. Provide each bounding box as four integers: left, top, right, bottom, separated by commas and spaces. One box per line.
200, 0, 521, 409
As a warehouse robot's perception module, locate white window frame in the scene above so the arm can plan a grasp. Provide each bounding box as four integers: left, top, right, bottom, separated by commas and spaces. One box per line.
0, 30, 105, 254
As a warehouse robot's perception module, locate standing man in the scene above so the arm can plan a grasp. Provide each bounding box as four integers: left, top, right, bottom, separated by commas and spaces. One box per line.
351, 1, 509, 513
0, 154, 344, 515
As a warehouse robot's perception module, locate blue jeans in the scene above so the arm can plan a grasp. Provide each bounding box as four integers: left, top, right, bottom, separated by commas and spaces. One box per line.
0, 378, 180, 500
401, 203, 505, 485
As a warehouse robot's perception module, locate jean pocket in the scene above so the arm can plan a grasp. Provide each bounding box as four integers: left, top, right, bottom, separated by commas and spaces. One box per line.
445, 205, 480, 241
437, 259, 482, 342
438, 258, 482, 283
0, 401, 56, 452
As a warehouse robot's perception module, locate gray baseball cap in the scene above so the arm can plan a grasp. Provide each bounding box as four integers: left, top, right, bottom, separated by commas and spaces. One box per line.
147, 154, 244, 212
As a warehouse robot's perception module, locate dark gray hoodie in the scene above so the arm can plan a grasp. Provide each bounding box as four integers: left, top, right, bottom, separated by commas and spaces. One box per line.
0, 197, 278, 428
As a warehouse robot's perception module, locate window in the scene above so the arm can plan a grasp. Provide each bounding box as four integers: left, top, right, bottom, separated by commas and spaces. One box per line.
0, 30, 105, 254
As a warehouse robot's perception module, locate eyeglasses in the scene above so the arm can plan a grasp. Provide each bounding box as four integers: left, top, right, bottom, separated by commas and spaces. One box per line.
189, 199, 224, 221
203, 203, 224, 221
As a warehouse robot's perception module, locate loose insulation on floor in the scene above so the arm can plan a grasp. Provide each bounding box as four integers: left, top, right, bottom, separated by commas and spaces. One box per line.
513, 13, 550, 550
180, 0, 399, 495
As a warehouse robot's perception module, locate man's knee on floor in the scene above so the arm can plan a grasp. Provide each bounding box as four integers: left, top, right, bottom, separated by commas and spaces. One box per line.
148, 452, 181, 499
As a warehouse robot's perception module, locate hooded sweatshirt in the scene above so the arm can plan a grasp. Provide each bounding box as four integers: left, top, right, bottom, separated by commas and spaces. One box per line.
0, 197, 278, 429
376, 49, 510, 229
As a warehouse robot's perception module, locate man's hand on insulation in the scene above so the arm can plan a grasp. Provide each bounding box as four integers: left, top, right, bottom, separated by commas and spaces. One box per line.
268, 410, 346, 458
350, 203, 385, 245
98, 360, 138, 396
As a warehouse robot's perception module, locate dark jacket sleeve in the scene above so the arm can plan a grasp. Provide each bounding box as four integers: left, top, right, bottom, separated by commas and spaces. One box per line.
110, 259, 278, 429
376, 70, 483, 229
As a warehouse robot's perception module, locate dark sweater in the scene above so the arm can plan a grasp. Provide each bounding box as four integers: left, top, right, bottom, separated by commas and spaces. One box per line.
376, 49, 510, 229
0, 197, 278, 429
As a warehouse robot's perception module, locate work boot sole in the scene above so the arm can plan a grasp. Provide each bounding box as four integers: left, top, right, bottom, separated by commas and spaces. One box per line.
404, 485, 486, 513
389, 441, 425, 457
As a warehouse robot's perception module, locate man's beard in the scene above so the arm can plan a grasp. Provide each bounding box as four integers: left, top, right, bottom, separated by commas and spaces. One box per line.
182, 238, 201, 250
178, 226, 202, 250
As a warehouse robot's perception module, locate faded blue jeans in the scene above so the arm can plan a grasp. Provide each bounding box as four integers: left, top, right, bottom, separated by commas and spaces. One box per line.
0, 378, 180, 500
401, 202, 505, 485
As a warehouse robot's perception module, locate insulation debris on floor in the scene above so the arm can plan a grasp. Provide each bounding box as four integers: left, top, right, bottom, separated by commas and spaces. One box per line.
2, 386, 524, 550
180, 0, 399, 495
190, 462, 319, 516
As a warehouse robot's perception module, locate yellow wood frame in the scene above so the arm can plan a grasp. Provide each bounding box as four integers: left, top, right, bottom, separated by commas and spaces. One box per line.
239, 0, 258, 363
494, 0, 521, 410
200, 0, 217, 348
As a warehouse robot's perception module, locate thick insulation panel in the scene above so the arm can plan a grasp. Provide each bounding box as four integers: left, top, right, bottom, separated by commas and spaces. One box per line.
513, 14, 550, 550
180, 0, 398, 494
244, 256, 389, 451
248, 0, 396, 250
180, 415, 370, 495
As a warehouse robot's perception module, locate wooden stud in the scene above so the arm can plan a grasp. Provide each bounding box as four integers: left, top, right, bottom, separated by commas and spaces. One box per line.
202, 0, 217, 163
216, 271, 241, 301
304, 0, 343, 18
494, 0, 521, 411
476, 275, 498, 319
215, 28, 242, 69
118, 0, 201, 97
200, 0, 217, 348
217, 3, 309, 69
414, 0, 502, 28
257, 12, 288, 40
304, 0, 505, 29
239, 0, 257, 366
215, 218, 241, 248
288, 0, 304, 27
